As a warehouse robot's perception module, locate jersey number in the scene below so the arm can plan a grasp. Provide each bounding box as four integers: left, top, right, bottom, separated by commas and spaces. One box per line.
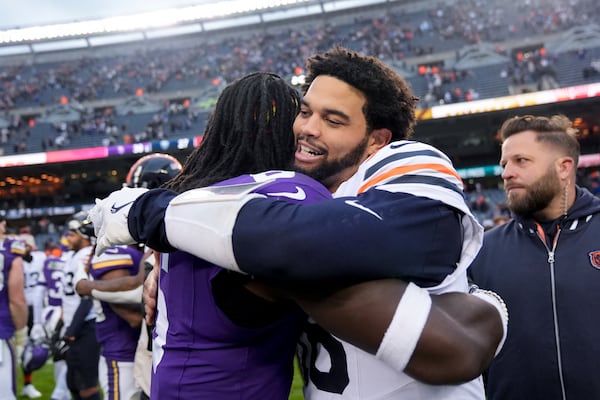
26, 271, 40, 288
47, 270, 64, 301
299, 322, 350, 394
63, 271, 76, 296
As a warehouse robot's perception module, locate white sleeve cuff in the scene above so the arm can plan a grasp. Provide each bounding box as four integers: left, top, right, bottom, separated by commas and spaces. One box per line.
164, 188, 265, 273
91, 286, 143, 304
375, 282, 432, 372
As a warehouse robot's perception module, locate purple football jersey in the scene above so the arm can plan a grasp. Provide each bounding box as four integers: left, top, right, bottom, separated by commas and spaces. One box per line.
90, 245, 143, 361
0, 238, 25, 339
152, 171, 331, 399
43, 256, 65, 307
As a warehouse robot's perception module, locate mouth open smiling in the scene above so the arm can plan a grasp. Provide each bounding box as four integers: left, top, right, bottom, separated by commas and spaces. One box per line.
298, 144, 323, 157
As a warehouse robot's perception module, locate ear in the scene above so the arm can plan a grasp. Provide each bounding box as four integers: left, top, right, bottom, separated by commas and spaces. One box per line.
556, 156, 575, 180
368, 128, 392, 153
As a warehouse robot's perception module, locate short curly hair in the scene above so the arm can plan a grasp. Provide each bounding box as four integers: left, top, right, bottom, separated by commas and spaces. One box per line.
499, 114, 580, 165
301, 46, 418, 141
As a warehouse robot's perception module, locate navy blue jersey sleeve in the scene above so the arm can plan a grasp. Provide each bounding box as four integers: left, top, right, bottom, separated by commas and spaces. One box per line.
129, 188, 178, 252
64, 297, 93, 338
233, 189, 463, 286
128, 173, 331, 253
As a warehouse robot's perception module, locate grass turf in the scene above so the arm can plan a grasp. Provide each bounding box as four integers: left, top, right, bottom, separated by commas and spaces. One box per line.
17, 359, 305, 399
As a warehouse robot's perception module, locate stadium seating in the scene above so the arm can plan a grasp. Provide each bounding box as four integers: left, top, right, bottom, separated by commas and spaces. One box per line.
2, 0, 600, 225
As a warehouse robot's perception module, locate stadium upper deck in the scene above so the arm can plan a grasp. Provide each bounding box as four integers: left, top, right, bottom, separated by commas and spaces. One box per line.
1, 0, 600, 219
1, 0, 599, 157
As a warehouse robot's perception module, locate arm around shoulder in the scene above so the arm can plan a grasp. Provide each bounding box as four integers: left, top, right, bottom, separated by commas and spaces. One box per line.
294, 279, 505, 385
405, 288, 505, 384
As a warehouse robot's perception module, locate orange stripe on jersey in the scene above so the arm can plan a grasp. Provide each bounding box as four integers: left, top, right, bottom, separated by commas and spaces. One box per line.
357, 163, 463, 194
92, 259, 134, 270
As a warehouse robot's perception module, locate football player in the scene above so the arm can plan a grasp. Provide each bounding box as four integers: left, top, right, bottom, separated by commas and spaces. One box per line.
76, 152, 182, 400
62, 213, 101, 400
87, 238, 144, 400
94, 72, 327, 399
0, 215, 28, 400
42, 241, 71, 400
20, 234, 46, 399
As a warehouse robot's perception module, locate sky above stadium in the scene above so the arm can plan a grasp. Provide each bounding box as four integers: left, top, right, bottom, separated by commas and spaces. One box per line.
1, 0, 212, 29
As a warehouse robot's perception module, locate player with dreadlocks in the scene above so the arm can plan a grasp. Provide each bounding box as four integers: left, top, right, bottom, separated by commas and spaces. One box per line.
83, 78, 307, 397
123, 72, 331, 399
162, 73, 297, 191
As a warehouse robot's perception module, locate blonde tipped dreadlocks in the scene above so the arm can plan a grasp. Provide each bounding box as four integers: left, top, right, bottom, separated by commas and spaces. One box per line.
164, 72, 301, 192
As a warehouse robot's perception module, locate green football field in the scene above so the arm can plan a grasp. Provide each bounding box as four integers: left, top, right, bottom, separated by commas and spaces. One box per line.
17, 360, 305, 399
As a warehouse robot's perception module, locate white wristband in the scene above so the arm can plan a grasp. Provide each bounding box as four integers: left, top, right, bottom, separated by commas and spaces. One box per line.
376, 282, 432, 372
469, 286, 509, 356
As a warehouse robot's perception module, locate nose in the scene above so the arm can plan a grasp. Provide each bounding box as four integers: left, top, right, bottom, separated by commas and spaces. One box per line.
296, 113, 321, 139
500, 163, 513, 180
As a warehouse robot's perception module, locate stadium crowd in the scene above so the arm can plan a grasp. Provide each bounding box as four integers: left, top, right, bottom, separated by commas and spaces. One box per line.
0, 0, 599, 107
0, 0, 599, 159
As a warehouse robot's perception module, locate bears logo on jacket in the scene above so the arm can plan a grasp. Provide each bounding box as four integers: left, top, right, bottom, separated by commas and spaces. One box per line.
588, 250, 600, 269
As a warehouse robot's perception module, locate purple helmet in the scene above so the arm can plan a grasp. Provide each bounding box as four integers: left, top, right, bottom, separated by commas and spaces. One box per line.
21, 341, 50, 372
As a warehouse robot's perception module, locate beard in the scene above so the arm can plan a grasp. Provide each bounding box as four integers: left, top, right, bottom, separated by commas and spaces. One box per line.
294, 134, 369, 189
506, 167, 561, 217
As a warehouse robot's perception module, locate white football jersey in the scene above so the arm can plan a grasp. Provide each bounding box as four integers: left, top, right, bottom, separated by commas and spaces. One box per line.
301, 140, 485, 399
299, 321, 484, 399
23, 250, 47, 324
61, 245, 94, 328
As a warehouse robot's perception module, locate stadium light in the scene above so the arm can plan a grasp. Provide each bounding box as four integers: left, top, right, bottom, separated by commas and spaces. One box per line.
0, 0, 313, 44
290, 74, 306, 86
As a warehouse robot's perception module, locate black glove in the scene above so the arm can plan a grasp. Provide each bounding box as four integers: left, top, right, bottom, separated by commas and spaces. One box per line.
52, 338, 71, 361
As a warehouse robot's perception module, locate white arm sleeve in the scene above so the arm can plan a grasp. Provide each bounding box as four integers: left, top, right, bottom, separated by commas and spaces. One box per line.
164, 187, 265, 273
91, 286, 143, 304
